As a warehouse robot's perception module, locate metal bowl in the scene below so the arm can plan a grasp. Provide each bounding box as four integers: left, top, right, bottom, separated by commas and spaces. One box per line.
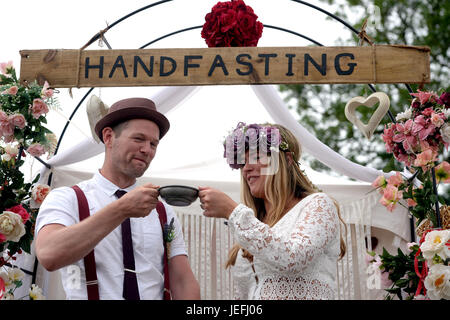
158, 185, 199, 207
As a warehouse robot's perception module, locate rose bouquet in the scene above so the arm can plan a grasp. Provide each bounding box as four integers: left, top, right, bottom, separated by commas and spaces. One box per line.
201, 0, 263, 47
1, 61, 56, 299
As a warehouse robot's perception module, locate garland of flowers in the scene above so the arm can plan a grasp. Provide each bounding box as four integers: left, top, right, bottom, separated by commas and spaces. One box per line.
369, 89, 449, 300
201, 0, 263, 47
0, 61, 56, 300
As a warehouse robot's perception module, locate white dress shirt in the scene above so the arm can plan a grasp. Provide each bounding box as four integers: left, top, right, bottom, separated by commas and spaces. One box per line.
35, 171, 187, 300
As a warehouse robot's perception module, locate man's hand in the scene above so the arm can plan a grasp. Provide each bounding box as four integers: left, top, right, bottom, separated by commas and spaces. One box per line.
117, 183, 160, 218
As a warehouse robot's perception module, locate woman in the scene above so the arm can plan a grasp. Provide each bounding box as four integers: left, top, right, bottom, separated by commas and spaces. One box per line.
198, 122, 346, 300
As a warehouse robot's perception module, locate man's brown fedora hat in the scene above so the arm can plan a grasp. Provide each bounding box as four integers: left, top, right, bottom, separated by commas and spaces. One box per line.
94, 97, 170, 142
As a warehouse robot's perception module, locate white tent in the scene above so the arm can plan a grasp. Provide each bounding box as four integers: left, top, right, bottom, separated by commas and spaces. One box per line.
10, 84, 412, 300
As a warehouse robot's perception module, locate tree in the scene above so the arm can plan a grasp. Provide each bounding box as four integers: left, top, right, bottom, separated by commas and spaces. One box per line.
279, 0, 449, 175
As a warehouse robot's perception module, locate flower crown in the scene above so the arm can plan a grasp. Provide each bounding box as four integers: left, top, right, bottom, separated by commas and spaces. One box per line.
223, 122, 289, 169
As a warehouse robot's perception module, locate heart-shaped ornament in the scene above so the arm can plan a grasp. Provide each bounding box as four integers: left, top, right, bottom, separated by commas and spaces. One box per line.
86, 95, 109, 143
344, 92, 390, 139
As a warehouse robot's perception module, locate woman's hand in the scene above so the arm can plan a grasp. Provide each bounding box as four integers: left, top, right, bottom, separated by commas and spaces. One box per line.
198, 186, 238, 219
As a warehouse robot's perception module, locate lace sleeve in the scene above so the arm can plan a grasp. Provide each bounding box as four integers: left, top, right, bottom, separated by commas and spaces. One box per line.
228, 193, 339, 274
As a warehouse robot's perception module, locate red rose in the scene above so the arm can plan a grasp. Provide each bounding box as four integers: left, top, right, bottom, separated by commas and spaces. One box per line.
201, 0, 263, 47
6, 204, 30, 223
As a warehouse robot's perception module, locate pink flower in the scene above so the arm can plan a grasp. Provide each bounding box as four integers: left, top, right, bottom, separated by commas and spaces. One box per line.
372, 175, 387, 193
406, 242, 418, 253
0, 61, 13, 75
387, 172, 403, 187
410, 90, 438, 105
407, 198, 418, 207
380, 185, 403, 212
30, 98, 49, 119
422, 107, 434, 117
31, 184, 51, 204
27, 143, 45, 157
435, 161, 450, 183
393, 119, 417, 152
0, 111, 14, 138
6, 205, 30, 223
430, 112, 445, 127
414, 149, 437, 170
41, 81, 54, 98
412, 115, 436, 141
382, 125, 395, 153
2, 86, 18, 96
8, 113, 26, 129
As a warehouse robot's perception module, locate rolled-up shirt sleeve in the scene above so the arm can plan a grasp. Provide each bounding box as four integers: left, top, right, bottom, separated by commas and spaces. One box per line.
35, 187, 79, 235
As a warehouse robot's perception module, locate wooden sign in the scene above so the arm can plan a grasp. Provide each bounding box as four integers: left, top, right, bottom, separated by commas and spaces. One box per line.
19, 45, 430, 88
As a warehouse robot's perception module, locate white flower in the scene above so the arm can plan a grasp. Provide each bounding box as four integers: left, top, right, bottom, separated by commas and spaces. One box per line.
395, 108, 413, 122
29, 284, 45, 300
31, 184, 51, 205
424, 264, 450, 300
0, 211, 25, 242
4, 144, 19, 157
443, 108, 450, 119
1, 153, 11, 162
7, 267, 25, 282
420, 230, 450, 263
440, 123, 450, 144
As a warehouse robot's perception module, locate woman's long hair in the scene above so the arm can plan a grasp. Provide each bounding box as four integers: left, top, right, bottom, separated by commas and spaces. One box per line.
225, 124, 346, 268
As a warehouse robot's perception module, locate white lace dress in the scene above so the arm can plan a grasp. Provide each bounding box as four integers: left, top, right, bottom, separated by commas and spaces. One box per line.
228, 192, 341, 300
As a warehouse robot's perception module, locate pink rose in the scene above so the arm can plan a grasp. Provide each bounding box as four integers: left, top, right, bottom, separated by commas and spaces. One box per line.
387, 172, 403, 187
6, 204, 30, 223
380, 185, 402, 212
0, 61, 13, 75
372, 176, 387, 192
0, 121, 14, 138
30, 98, 49, 119
414, 149, 437, 170
435, 161, 450, 183
430, 112, 445, 127
8, 113, 26, 129
27, 143, 45, 157
7, 86, 18, 95
32, 184, 51, 204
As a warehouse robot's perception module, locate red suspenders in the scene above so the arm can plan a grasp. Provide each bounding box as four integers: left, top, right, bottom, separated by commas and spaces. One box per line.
71, 185, 172, 300
71, 185, 99, 300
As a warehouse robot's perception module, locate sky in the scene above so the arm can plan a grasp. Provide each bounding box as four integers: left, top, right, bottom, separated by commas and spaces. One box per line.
1, 0, 358, 183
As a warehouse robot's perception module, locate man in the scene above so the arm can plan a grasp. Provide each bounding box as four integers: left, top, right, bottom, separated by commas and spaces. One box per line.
35, 97, 200, 300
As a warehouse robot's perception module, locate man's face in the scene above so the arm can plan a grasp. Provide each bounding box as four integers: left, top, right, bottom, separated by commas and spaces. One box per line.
108, 119, 160, 179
